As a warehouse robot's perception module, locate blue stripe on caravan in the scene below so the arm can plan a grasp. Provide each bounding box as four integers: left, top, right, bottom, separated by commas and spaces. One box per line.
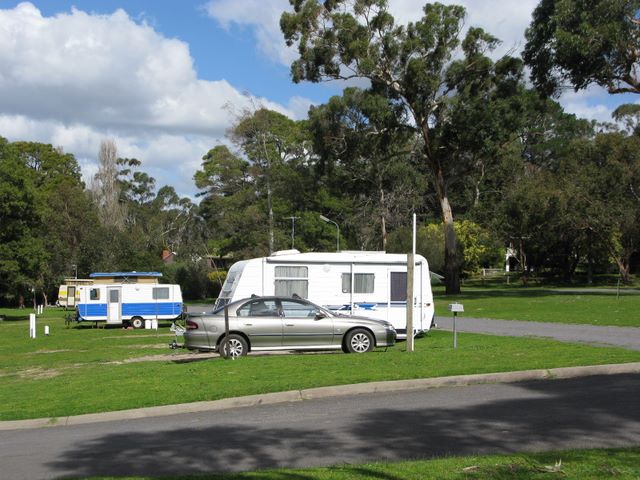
122, 302, 183, 316
78, 302, 182, 320
78, 303, 107, 318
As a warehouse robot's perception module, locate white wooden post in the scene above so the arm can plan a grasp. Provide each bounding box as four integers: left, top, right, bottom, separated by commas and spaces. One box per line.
29, 313, 36, 338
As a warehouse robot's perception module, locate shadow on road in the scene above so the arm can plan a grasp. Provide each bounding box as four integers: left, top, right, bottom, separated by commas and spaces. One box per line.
46, 374, 640, 478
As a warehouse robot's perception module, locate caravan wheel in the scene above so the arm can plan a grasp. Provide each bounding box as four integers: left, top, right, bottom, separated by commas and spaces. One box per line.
131, 317, 144, 329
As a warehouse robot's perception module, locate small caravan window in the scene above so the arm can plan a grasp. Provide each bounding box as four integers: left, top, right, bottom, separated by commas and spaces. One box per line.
153, 287, 170, 300
90, 288, 100, 301
275, 266, 307, 277
342, 273, 375, 294
274, 266, 308, 298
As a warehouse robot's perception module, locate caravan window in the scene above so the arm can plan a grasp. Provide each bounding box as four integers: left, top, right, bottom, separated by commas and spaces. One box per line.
90, 288, 100, 301
153, 287, 170, 300
274, 266, 308, 298
390, 272, 407, 301
342, 273, 375, 293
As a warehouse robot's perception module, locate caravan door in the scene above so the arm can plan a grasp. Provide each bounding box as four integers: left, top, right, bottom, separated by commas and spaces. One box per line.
107, 287, 122, 324
67, 286, 76, 308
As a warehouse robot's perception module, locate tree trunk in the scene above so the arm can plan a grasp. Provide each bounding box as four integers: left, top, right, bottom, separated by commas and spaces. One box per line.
433, 168, 460, 294
442, 198, 460, 294
613, 256, 631, 284
587, 239, 593, 285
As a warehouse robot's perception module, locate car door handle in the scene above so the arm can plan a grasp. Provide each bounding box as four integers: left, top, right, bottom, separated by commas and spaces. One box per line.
284, 323, 295, 326
244, 323, 253, 326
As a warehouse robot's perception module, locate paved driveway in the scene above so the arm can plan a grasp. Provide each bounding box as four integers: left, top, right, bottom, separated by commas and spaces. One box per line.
435, 316, 640, 350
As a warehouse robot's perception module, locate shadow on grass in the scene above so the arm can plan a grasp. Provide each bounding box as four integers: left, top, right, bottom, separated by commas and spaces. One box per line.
0, 313, 30, 322
43, 374, 640, 478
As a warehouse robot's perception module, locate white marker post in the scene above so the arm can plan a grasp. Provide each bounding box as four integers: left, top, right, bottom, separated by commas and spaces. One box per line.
448, 303, 464, 348
29, 313, 36, 339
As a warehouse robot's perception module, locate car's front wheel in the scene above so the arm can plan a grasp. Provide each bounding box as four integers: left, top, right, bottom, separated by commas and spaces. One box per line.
345, 328, 374, 353
219, 334, 248, 358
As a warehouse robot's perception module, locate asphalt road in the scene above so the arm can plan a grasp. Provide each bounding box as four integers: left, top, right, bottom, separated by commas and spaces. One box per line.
1, 373, 639, 479
435, 316, 640, 350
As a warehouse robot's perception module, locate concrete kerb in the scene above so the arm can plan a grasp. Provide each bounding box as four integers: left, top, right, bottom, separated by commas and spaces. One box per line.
2, 362, 640, 431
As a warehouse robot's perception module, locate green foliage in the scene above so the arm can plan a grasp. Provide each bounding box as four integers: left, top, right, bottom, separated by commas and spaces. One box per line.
0, 138, 90, 304
455, 220, 503, 275
308, 88, 427, 250
524, 0, 640, 95
388, 221, 502, 276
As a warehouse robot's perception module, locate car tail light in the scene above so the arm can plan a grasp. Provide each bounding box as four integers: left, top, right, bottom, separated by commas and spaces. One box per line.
186, 320, 199, 330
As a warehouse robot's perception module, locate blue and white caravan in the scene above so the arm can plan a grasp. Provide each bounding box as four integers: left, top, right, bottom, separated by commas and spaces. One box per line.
212, 250, 435, 338
76, 272, 183, 328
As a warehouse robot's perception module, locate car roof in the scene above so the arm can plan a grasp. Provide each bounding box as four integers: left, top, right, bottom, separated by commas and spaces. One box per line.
232, 295, 313, 305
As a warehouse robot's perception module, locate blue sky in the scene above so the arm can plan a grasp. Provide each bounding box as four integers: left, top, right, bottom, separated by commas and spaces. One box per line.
0, 1, 634, 198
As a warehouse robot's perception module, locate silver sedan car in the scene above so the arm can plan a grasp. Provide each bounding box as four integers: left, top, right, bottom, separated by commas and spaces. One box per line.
184, 296, 396, 357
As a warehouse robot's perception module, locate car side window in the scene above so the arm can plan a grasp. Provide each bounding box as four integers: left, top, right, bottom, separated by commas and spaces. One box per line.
281, 300, 318, 318
237, 299, 279, 317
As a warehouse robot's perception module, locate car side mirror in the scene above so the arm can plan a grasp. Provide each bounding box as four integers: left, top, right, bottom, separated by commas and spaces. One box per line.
314, 313, 326, 320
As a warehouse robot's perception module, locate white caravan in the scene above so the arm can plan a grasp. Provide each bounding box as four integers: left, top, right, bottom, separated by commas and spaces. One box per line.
213, 250, 435, 337
75, 272, 183, 328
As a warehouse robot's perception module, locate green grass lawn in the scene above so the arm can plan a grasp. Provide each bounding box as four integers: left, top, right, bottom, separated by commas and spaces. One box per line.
1, 307, 639, 421
86, 447, 640, 479
434, 286, 640, 326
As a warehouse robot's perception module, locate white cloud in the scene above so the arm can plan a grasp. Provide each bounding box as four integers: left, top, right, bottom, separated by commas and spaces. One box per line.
203, 0, 296, 66
286, 96, 316, 120
559, 86, 620, 124
0, 2, 300, 198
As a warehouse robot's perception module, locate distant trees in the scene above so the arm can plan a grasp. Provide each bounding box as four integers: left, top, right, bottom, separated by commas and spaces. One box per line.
0, 136, 209, 305
281, 0, 526, 293
0, 138, 94, 305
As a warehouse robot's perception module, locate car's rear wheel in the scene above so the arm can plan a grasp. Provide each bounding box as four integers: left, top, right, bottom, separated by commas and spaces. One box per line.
219, 334, 248, 358
345, 328, 374, 353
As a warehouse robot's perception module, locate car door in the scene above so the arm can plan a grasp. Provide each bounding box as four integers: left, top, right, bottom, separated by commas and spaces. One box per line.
280, 299, 334, 348
235, 299, 283, 348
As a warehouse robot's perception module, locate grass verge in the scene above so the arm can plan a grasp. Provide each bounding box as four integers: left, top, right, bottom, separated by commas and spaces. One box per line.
1, 310, 639, 421
434, 287, 640, 327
